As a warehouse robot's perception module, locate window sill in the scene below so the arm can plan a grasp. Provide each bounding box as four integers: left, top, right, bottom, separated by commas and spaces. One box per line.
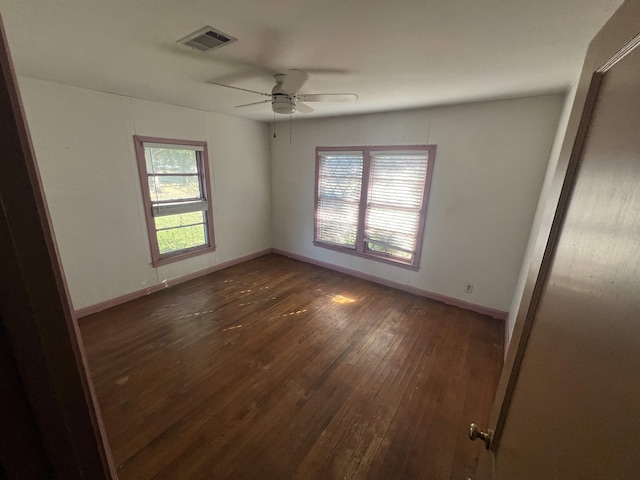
152, 244, 216, 267
313, 240, 420, 271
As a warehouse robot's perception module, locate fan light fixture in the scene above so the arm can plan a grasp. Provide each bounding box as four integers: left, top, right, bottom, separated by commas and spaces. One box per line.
207, 69, 358, 115
272, 95, 296, 114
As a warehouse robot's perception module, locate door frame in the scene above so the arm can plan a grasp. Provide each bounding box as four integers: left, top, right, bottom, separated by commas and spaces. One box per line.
0, 11, 116, 479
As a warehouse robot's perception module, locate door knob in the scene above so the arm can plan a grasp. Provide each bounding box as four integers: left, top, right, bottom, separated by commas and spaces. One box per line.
469, 423, 492, 449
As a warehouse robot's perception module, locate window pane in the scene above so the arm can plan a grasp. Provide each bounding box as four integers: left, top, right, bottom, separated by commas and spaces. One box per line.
318, 175, 362, 201
366, 206, 421, 239
145, 147, 198, 174
316, 152, 363, 248
317, 199, 360, 247
157, 224, 206, 254
148, 175, 201, 202
136, 137, 215, 264
364, 153, 429, 261
366, 242, 413, 261
154, 211, 204, 230
367, 155, 428, 209
364, 207, 420, 259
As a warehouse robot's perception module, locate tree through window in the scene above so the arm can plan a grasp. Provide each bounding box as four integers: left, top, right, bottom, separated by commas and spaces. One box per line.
134, 136, 215, 266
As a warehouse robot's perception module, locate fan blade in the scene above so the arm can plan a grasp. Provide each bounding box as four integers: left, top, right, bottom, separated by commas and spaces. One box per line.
280, 69, 308, 93
235, 100, 272, 109
295, 102, 314, 113
207, 81, 271, 97
297, 93, 358, 102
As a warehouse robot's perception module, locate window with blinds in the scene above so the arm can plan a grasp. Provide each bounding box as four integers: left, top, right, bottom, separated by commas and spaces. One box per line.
134, 136, 216, 266
316, 151, 364, 248
314, 145, 435, 269
364, 152, 429, 263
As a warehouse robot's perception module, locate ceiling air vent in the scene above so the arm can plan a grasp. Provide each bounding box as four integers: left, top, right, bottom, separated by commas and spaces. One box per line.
177, 26, 237, 52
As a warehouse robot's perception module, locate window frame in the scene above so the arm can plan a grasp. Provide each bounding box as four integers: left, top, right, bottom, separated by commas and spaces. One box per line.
314, 144, 436, 270
134, 135, 216, 266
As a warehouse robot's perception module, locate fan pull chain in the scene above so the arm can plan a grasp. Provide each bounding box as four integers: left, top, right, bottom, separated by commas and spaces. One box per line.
273, 110, 276, 138
289, 112, 292, 145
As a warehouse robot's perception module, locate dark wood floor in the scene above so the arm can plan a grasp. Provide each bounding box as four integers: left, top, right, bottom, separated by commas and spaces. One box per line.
79, 254, 503, 479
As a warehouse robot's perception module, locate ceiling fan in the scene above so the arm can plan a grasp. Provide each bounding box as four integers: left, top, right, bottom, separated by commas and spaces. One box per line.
208, 69, 358, 114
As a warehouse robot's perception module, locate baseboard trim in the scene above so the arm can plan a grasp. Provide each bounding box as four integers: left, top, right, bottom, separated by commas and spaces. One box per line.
75, 247, 508, 322
74, 249, 272, 319
272, 248, 507, 321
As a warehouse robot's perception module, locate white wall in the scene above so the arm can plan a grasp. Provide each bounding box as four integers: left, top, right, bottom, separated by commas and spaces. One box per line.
19, 76, 562, 317
18, 77, 272, 311
271, 95, 564, 313
505, 84, 578, 344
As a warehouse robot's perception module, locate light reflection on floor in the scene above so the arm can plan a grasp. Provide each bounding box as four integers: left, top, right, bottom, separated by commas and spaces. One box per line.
332, 294, 356, 304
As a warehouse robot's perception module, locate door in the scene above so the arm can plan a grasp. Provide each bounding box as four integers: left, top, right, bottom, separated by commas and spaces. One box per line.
472, 4, 640, 478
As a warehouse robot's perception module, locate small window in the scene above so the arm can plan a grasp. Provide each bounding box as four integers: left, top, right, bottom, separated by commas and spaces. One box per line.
314, 145, 436, 269
134, 136, 215, 266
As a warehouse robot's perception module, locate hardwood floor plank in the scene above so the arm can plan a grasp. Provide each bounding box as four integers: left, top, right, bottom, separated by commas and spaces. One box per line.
79, 254, 503, 479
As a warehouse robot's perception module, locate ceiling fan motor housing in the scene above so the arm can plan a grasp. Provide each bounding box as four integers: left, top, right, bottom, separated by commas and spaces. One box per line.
272, 93, 296, 114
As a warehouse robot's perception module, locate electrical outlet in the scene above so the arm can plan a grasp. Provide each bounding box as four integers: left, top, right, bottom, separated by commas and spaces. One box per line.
465, 283, 474, 294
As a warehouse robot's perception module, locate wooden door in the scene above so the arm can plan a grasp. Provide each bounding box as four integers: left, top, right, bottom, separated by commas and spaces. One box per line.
473, 2, 640, 478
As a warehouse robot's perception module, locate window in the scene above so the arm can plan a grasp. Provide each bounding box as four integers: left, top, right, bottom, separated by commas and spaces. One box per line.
314, 145, 436, 269
134, 136, 215, 266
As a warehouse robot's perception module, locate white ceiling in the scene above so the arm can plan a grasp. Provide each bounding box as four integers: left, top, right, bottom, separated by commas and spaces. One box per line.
0, 0, 623, 122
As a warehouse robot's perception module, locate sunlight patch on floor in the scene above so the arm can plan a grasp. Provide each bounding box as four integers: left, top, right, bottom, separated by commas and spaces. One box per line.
332, 294, 356, 304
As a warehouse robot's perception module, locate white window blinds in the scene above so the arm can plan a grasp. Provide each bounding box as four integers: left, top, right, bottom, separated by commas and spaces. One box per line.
314, 145, 434, 268
364, 152, 429, 263
316, 151, 364, 248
